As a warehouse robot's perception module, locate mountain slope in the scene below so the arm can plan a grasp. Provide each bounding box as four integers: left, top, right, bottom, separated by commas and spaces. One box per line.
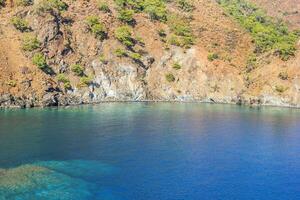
0, 0, 299, 108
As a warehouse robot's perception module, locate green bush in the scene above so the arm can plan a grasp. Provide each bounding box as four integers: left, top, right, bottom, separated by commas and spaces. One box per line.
275, 42, 297, 61
71, 64, 84, 76
173, 62, 181, 70
115, 48, 128, 57
114, 26, 135, 47
118, 9, 135, 24
129, 52, 142, 61
143, 0, 167, 21
278, 72, 289, 80
86, 16, 107, 40
114, 0, 143, 10
99, 54, 108, 63
11, 17, 31, 32
35, 0, 68, 13
0, 0, 4, 7
177, 0, 195, 12
208, 53, 219, 61
217, 0, 299, 60
275, 85, 288, 93
136, 36, 145, 45
22, 35, 40, 51
167, 15, 195, 48
6, 80, 17, 87
168, 35, 182, 46
114, 0, 167, 21
57, 74, 71, 89
158, 29, 167, 37
32, 53, 47, 69
97, 1, 110, 12
79, 76, 93, 86
16, 0, 33, 6
165, 73, 175, 82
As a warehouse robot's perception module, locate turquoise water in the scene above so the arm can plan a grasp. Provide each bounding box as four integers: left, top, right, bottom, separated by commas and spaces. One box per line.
0, 103, 300, 199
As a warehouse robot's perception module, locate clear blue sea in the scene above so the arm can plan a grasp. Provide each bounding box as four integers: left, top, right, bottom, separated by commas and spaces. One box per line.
0, 103, 300, 199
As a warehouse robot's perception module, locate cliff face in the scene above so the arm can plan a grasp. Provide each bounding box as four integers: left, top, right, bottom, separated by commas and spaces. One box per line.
0, 0, 299, 108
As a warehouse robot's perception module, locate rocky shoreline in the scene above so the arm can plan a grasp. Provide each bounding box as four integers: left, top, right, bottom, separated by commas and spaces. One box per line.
1, 92, 299, 109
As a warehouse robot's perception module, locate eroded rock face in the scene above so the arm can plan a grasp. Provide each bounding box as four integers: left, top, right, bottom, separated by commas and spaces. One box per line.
56, 59, 147, 104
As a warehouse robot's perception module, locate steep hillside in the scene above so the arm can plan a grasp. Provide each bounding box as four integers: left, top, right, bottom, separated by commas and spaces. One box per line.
0, 0, 299, 108
250, 0, 300, 30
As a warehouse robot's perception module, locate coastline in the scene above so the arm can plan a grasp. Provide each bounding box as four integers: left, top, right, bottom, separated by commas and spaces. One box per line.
1, 96, 300, 109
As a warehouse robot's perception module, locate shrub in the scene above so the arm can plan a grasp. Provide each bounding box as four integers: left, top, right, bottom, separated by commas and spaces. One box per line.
57, 73, 71, 89
16, 0, 33, 6
167, 15, 195, 48
114, 0, 167, 21
35, 0, 68, 13
136, 36, 145, 45
165, 73, 175, 82
118, 9, 135, 24
143, 0, 167, 21
32, 53, 47, 69
71, 64, 84, 76
168, 34, 182, 46
129, 52, 142, 61
208, 53, 219, 61
275, 42, 297, 61
158, 29, 167, 37
278, 72, 289, 80
99, 54, 108, 63
114, 26, 135, 47
97, 1, 110, 12
86, 16, 107, 40
177, 0, 195, 12
79, 76, 93, 86
115, 48, 128, 57
6, 80, 17, 87
275, 85, 288, 93
22, 35, 40, 51
173, 62, 181, 70
11, 17, 31, 32
0, 0, 4, 7
114, 0, 142, 10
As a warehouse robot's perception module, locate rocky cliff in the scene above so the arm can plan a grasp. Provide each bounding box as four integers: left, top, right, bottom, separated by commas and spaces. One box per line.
0, 0, 300, 108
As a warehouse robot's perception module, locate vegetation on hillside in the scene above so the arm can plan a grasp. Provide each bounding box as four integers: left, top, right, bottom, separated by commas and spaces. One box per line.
11, 17, 31, 32
167, 14, 195, 48
0, 0, 4, 7
217, 0, 299, 60
57, 74, 71, 89
97, 0, 110, 13
32, 53, 47, 69
22, 35, 40, 51
35, 0, 68, 13
71, 64, 85, 76
16, 0, 33, 6
114, 0, 167, 21
86, 16, 107, 40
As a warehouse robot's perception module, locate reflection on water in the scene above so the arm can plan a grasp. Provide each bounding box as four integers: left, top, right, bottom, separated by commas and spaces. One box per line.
0, 160, 118, 200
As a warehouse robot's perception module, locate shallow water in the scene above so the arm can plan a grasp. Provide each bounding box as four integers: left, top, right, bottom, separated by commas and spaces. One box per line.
0, 103, 300, 199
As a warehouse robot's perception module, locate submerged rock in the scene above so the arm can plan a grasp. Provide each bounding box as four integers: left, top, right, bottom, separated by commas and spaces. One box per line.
0, 160, 118, 200
35, 160, 117, 180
